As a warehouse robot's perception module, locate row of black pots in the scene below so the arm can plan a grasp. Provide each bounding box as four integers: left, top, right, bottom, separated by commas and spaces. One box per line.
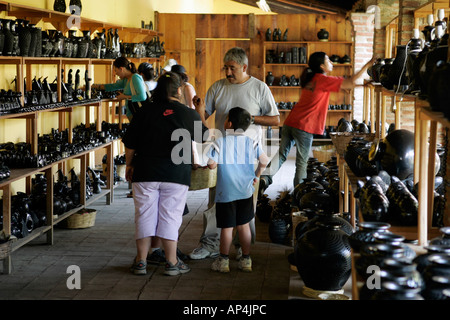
337, 118, 369, 134
266, 73, 299, 86
0, 89, 22, 114
265, 28, 288, 42
0, 122, 127, 169
349, 222, 450, 300
266, 47, 307, 64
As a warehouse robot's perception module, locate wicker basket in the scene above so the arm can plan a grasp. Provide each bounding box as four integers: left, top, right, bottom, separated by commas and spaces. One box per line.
330, 132, 376, 156
63, 209, 97, 229
0, 240, 12, 260
189, 167, 217, 191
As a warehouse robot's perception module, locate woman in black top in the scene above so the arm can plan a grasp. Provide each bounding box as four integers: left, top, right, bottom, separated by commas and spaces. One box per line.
122, 72, 208, 276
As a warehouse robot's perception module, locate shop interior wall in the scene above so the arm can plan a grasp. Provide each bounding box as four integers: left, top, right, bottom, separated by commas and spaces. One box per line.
158, 12, 353, 130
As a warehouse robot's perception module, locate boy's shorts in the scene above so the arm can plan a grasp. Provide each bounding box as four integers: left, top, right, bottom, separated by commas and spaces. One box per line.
216, 196, 254, 228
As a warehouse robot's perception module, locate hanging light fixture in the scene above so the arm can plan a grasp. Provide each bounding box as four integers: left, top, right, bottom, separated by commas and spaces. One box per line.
257, 0, 271, 12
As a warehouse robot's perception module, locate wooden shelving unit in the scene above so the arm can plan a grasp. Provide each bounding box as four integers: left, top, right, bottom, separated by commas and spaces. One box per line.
262, 40, 354, 129
0, 1, 164, 274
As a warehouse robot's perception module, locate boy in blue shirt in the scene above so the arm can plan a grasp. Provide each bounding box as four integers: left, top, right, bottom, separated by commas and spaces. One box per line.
206, 107, 269, 272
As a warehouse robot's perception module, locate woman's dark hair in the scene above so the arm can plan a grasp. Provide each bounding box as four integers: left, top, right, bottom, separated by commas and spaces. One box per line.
300, 51, 326, 88
138, 62, 154, 81
152, 71, 182, 103
113, 57, 137, 74
171, 64, 189, 83
228, 107, 251, 132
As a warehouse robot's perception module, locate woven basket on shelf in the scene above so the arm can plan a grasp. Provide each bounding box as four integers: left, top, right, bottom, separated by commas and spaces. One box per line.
0, 240, 12, 260
62, 208, 97, 229
330, 132, 376, 156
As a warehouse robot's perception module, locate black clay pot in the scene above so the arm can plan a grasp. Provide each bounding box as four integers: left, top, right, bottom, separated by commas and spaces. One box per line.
348, 221, 391, 252
299, 188, 333, 214
53, 0, 67, 12
17, 19, 32, 57
359, 181, 390, 222
1, 19, 14, 56
69, 0, 82, 15
256, 194, 272, 223
422, 254, 450, 300
356, 243, 407, 279
295, 221, 351, 291
265, 71, 274, 86
265, 28, 271, 41
317, 28, 329, 42
386, 176, 418, 226
268, 218, 289, 244
368, 58, 384, 82
372, 282, 424, 300
379, 58, 395, 89
380, 129, 415, 180
413, 245, 450, 274
295, 210, 354, 242
359, 258, 424, 300
387, 45, 409, 90
430, 227, 450, 246
374, 232, 416, 261
428, 61, 450, 117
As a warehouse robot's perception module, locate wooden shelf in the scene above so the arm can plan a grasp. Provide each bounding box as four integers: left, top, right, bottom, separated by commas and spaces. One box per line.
7, 2, 123, 32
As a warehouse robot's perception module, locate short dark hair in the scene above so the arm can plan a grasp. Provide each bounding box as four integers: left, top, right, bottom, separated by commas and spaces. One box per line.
228, 107, 251, 131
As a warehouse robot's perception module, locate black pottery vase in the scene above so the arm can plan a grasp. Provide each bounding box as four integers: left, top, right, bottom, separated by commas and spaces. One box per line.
53, 0, 67, 13
348, 221, 391, 252
0, 21, 5, 55
69, 0, 82, 15
429, 227, 450, 246
413, 245, 450, 274
265, 71, 274, 86
295, 221, 352, 291
317, 28, 329, 42
256, 194, 272, 223
387, 45, 409, 90
265, 28, 271, 41
427, 61, 450, 117
1, 19, 14, 56
17, 19, 31, 57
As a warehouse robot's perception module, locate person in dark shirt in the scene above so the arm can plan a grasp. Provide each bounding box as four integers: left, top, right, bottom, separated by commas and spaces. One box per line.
122, 72, 208, 276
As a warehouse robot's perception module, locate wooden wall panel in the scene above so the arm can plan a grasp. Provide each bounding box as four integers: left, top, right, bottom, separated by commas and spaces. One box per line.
158, 12, 354, 121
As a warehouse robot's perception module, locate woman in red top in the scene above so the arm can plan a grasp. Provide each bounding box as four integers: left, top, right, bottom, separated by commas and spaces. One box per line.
262, 52, 375, 189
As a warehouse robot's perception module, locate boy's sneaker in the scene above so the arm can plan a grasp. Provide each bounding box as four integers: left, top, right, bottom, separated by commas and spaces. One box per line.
130, 258, 147, 275
238, 256, 252, 272
164, 258, 191, 276
189, 246, 219, 260
147, 248, 166, 265
211, 257, 230, 273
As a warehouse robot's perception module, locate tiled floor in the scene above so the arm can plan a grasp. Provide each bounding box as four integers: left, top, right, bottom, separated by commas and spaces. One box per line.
0, 149, 302, 301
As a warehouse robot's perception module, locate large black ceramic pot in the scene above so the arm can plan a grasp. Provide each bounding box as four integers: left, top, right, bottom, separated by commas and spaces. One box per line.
298, 188, 333, 214
295, 210, 354, 242
295, 221, 351, 292
317, 28, 329, 42
69, 0, 82, 15
379, 129, 415, 180
421, 43, 448, 99
430, 227, 450, 246
293, 178, 324, 206
348, 221, 391, 253
387, 45, 409, 91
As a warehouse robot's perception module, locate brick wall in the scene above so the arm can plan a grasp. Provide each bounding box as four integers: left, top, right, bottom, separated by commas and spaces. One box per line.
351, 12, 375, 121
